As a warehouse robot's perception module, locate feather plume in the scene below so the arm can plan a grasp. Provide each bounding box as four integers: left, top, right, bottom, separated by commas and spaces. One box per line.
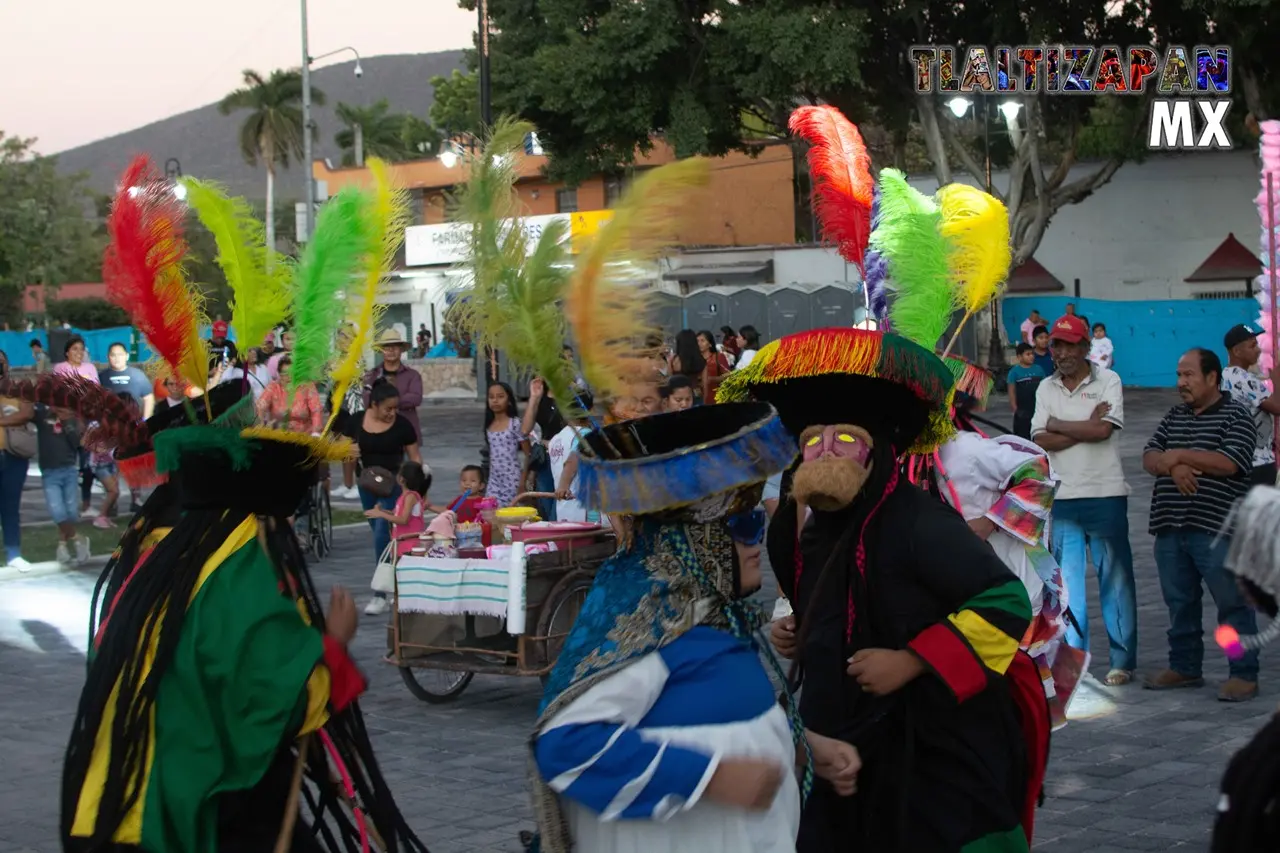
289, 186, 373, 391
450, 119, 580, 408
872, 169, 956, 349
450, 119, 545, 356
0, 375, 147, 452
789, 106, 874, 273
935, 184, 1011, 316
566, 158, 710, 403
326, 159, 409, 432
863, 185, 889, 321
180, 177, 292, 353
103, 156, 209, 397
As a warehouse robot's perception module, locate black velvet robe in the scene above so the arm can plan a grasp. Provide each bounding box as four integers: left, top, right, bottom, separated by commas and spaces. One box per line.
770, 481, 1031, 853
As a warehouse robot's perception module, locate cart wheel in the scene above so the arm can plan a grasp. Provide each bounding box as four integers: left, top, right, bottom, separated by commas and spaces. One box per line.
315, 487, 333, 558
537, 571, 594, 685
399, 666, 475, 703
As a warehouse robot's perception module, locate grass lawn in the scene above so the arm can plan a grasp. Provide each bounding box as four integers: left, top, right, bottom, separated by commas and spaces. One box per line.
19, 508, 368, 564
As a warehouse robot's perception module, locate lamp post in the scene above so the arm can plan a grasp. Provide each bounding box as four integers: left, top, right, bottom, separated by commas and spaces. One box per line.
944, 95, 1022, 372
300, 0, 363, 241
478, 0, 492, 127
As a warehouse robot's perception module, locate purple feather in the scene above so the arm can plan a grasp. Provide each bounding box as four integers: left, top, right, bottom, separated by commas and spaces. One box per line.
864, 250, 890, 321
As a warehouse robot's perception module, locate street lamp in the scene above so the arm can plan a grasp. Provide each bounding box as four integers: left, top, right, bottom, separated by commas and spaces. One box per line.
478, 0, 492, 127
300, 0, 364, 241
947, 96, 973, 118
998, 101, 1022, 122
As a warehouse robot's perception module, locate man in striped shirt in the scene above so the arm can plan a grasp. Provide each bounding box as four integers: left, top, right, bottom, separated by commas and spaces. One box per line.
1142, 347, 1260, 702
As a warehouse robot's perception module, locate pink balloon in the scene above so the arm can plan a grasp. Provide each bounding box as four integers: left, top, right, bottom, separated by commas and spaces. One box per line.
1262, 119, 1280, 134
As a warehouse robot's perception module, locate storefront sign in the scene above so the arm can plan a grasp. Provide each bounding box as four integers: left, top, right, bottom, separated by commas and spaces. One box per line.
405, 210, 614, 267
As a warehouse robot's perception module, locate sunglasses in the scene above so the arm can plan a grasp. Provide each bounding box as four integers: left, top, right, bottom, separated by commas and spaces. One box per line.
727, 508, 767, 546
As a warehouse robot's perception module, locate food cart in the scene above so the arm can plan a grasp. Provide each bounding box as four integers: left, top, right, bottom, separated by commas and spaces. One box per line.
385, 500, 614, 703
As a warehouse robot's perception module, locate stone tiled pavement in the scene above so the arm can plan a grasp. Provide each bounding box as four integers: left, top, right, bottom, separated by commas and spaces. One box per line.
2, 392, 1276, 852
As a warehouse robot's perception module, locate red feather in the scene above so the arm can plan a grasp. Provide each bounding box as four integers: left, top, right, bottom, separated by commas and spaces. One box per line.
102, 156, 205, 390
0, 376, 148, 452
788, 106, 874, 273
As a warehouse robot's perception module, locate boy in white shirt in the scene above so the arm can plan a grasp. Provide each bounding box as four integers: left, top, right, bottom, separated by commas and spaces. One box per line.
1088, 322, 1114, 370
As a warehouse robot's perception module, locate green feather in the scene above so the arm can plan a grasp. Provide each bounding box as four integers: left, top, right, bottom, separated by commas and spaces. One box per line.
452, 116, 578, 409
871, 169, 956, 349
290, 187, 372, 390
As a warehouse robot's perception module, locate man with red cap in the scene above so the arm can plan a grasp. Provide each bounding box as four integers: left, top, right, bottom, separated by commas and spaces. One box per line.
1030, 313, 1137, 687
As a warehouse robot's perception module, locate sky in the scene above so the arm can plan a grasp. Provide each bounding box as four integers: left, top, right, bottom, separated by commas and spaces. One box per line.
0, 0, 476, 154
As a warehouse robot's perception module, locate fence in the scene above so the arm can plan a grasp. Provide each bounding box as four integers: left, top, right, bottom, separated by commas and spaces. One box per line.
1001, 296, 1260, 387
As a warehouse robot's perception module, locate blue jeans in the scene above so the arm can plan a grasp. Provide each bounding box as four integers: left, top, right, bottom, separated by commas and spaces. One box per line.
535, 461, 557, 521
1154, 530, 1259, 680
1051, 496, 1138, 671
0, 452, 28, 561
360, 483, 401, 600
43, 466, 79, 526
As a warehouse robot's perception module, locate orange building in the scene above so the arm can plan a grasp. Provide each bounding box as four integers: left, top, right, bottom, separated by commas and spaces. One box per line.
311, 139, 798, 249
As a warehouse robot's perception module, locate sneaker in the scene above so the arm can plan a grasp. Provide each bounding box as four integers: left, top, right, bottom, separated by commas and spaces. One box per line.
364, 596, 389, 616
80, 507, 97, 519
92, 516, 116, 530
1143, 669, 1205, 690
7, 556, 31, 573
331, 483, 349, 497
74, 536, 91, 564
1219, 677, 1259, 703
344, 486, 360, 500
55, 540, 71, 565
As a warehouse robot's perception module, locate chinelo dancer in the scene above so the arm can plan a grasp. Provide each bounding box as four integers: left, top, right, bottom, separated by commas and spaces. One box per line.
61, 156, 431, 853
1210, 485, 1280, 851
719, 105, 1049, 853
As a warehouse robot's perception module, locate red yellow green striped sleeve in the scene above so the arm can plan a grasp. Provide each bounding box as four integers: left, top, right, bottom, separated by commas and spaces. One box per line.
908, 579, 1032, 703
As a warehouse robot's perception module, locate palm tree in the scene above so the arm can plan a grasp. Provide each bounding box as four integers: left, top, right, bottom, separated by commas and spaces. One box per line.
218, 69, 325, 251
334, 100, 436, 165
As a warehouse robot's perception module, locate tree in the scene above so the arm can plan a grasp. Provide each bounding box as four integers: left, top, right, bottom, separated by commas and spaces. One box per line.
430, 69, 483, 138
218, 69, 325, 255
334, 100, 439, 165
45, 296, 129, 329
0, 133, 101, 324
1145, 0, 1280, 121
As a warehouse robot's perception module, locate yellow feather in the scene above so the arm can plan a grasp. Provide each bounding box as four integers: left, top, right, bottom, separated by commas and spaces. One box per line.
325, 158, 409, 432
935, 184, 1012, 316
566, 158, 711, 403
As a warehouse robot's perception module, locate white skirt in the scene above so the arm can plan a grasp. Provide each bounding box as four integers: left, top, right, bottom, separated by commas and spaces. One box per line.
565, 706, 801, 853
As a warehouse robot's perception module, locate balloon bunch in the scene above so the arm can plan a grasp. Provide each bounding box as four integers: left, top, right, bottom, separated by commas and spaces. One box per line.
1254, 120, 1280, 371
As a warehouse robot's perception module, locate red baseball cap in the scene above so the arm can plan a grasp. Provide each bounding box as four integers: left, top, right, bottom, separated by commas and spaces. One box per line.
212, 320, 229, 338
1049, 314, 1088, 344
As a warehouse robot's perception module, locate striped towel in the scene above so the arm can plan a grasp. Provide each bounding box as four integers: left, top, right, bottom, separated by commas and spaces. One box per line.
395, 556, 511, 618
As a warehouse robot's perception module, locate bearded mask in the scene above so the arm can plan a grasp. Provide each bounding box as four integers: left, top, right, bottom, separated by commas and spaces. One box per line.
790, 424, 873, 511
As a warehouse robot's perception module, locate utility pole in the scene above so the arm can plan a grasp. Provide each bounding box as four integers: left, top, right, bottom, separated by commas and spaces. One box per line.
301, 0, 315, 242
478, 0, 492, 126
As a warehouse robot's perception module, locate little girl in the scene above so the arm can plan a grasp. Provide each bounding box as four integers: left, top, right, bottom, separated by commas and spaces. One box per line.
365, 462, 445, 559
484, 382, 528, 507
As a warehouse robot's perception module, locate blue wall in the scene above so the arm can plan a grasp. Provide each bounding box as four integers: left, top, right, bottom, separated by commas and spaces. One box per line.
0, 324, 235, 369
1002, 297, 1260, 387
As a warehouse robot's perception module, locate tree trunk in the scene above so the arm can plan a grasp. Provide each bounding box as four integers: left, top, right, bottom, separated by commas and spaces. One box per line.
354, 124, 365, 167
1241, 66, 1269, 122
266, 165, 276, 251
916, 95, 952, 186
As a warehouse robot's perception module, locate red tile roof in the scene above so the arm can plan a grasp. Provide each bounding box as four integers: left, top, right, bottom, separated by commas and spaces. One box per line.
1185, 233, 1261, 282
1007, 257, 1066, 293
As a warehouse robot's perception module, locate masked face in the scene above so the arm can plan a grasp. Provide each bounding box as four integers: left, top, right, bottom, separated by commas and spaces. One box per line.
790, 424, 873, 511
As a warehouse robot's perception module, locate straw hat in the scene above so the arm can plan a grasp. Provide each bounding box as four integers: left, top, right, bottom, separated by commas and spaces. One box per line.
373, 329, 410, 349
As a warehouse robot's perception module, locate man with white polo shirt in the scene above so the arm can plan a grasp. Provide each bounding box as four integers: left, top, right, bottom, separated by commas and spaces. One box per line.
1031, 313, 1138, 687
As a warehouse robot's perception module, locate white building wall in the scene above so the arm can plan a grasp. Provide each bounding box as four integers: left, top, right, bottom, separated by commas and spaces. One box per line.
907, 150, 1260, 300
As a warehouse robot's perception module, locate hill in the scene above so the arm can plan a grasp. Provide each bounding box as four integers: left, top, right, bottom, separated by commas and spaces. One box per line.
53, 51, 465, 200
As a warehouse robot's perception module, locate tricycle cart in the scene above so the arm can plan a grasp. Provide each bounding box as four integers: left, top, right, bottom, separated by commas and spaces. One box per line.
385, 493, 614, 703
